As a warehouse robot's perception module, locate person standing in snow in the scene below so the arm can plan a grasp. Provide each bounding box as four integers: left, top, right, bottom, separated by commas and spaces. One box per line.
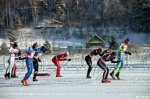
52, 52, 71, 77
4, 43, 19, 79
21, 42, 39, 86
85, 48, 107, 79
32, 46, 47, 81
110, 38, 131, 80
11, 50, 26, 78
97, 52, 120, 83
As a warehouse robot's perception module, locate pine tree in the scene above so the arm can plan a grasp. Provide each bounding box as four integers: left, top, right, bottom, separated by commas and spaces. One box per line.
9, 20, 14, 30
8, 29, 18, 46
43, 40, 53, 53
109, 34, 118, 50
1, 42, 8, 55
14, 13, 22, 29
55, 0, 66, 21
37, 0, 48, 17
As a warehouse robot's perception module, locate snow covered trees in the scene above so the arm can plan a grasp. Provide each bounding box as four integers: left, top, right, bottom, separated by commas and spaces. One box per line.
8, 30, 18, 46
0, 0, 149, 34
55, 0, 66, 21
43, 40, 53, 53
0, 42, 8, 55
109, 34, 118, 50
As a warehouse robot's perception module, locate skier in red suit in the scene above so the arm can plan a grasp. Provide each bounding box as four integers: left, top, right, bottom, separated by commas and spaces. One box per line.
52, 52, 71, 77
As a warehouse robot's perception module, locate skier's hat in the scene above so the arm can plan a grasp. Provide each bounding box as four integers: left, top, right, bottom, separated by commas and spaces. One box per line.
34, 42, 39, 47
33, 42, 39, 49
13, 43, 18, 48
124, 37, 130, 42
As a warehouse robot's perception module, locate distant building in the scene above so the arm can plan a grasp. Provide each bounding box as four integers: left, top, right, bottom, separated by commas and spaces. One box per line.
34, 19, 62, 29
86, 34, 105, 48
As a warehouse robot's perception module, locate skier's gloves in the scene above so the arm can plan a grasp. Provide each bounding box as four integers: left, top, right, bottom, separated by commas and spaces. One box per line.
128, 52, 131, 55
125, 51, 128, 54
38, 58, 41, 62
67, 59, 71, 61
125, 51, 131, 55
18, 57, 26, 60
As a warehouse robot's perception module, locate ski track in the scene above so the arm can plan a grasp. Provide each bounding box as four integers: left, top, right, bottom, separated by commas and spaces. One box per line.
0, 69, 150, 99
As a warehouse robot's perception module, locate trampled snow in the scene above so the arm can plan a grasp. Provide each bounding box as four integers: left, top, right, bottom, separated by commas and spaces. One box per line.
0, 67, 150, 99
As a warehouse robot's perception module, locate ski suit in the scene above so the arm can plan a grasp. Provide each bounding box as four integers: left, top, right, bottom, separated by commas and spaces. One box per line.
110, 38, 131, 80
97, 53, 119, 80
52, 52, 69, 77
112, 39, 130, 73
33, 48, 43, 81
85, 48, 103, 78
5, 47, 19, 78
23, 46, 36, 80
22, 42, 39, 86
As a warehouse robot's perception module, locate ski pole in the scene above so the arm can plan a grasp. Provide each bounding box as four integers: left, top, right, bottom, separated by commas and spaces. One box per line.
92, 64, 97, 77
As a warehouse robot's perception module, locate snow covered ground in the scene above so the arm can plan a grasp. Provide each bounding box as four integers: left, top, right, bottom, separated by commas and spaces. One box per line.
0, 68, 150, 99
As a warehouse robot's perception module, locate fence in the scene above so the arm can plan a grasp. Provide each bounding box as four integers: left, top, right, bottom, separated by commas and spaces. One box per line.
0, 51, 150, 71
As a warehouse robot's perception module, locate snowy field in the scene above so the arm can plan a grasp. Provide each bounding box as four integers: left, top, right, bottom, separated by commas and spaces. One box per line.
0, 67, 150, 99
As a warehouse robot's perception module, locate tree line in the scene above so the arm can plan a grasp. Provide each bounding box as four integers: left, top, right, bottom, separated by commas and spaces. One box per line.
0, 0, 150, 34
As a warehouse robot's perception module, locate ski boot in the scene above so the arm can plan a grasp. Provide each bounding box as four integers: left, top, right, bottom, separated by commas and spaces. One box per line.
4, 73, 8, 79
4, 73, 10, 79
110, 71, 115, 79
56, 74, 63, 77
86, 75, 92, 79
33, 78, 38, 81
115, 72, 120, 80
33, 74, 38, 81
21, 79, 29, 86
11, 74, 18, 78
101, 78, 111, 83
105, 78, 111, 83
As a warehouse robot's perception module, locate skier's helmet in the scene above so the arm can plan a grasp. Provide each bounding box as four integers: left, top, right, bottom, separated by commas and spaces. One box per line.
111, 52, 117, 56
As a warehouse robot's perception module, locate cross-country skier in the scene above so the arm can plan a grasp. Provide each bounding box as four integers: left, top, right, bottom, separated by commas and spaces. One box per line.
11, 50, 26, 78
52, 52, 71, 77
33, 46, 47, 81
110, 38, 131, 80
85, 48, 107, 79
21, 42, 39, 86
97, 52, 120, 83
4, 43, 19, 79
